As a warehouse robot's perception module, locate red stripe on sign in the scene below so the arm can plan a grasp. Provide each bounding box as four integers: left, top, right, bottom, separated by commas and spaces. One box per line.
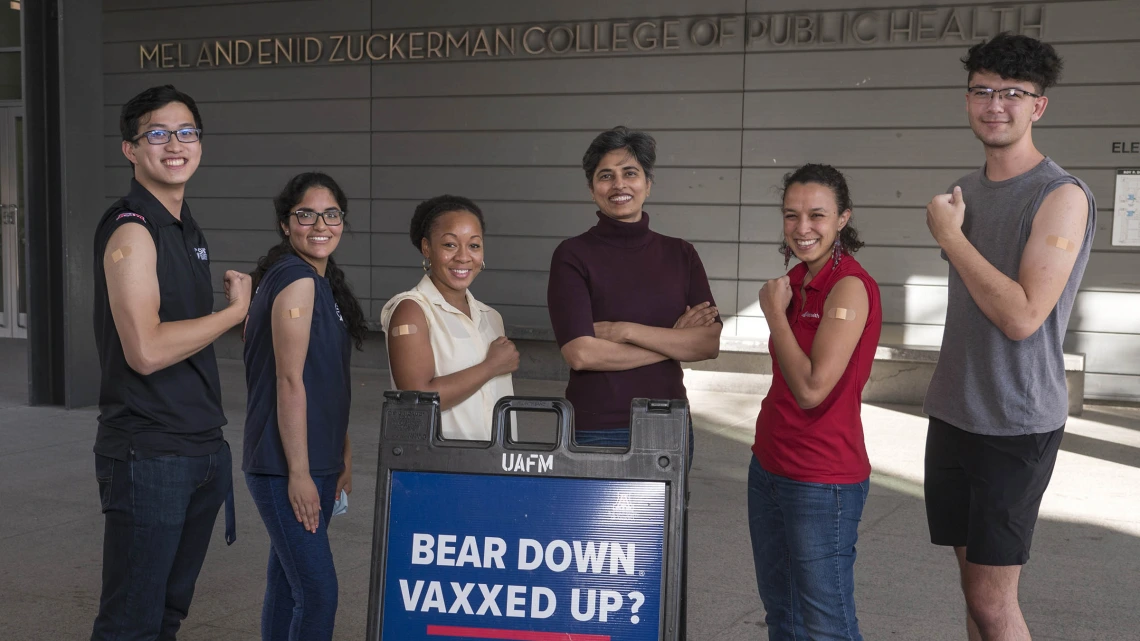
425, 625, 611, 641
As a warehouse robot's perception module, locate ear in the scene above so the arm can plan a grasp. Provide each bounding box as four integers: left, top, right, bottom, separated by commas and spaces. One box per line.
420, 237, 431, 258
838, 209, 852, 231
280, 221, 290, 236
121, 140, 137, 165
1031, 95, 1048, 122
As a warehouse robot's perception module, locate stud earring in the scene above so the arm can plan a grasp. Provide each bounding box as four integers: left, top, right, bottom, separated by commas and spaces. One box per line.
780, 241, 793, 270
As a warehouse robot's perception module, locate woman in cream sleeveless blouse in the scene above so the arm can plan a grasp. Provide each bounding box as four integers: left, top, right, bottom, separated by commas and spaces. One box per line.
380, 195, 518, 440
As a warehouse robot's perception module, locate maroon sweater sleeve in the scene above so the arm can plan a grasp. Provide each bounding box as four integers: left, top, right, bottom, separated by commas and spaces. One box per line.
547, 240, 595, 348
684, 241, 723, 325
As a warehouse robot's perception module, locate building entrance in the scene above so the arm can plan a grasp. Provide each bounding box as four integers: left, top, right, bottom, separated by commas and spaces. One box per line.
0, 105, 26, 338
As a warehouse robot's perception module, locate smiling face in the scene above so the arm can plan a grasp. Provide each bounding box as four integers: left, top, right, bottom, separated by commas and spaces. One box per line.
422, 210, 484, 295
782, 182, 851, 272
283, 186, 343, 269
966, 70, 1048, 150
588, 149, 651, 223
121, 101, 202, 189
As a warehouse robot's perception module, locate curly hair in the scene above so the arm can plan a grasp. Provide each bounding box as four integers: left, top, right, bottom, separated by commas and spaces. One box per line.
251, 172, 369, 350
779, 163, 864, 256
409, 195, 486, 250
962, 32, 1063, 93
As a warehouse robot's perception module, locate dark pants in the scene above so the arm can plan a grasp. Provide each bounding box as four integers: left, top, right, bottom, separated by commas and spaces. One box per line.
246, 472, 340, 641
91, 443, 233, 641
748, 456, 869, 641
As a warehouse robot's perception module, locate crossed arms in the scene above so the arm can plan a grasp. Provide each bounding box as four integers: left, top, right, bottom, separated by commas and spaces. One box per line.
560, 302, 722, 372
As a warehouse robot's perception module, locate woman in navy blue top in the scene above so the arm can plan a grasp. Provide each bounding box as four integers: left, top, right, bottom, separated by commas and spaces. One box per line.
242, 172, 368, 641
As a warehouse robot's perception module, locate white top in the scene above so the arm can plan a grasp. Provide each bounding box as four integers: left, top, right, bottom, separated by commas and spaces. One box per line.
380, 275, 514, 440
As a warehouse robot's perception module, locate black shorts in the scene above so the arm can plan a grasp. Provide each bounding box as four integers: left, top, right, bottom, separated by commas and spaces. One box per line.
924, 416, 1064, 566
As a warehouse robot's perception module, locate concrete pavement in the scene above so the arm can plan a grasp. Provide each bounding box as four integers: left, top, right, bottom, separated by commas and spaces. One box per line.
2, 337, 1138, 640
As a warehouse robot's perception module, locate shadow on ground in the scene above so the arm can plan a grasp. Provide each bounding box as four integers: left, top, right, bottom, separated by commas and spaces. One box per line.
2, 342, 1138, 640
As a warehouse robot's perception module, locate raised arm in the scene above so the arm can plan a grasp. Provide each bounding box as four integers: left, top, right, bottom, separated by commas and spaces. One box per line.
761, 275, 870, 409
271, 277, 320, 533
386, 299, 518, 410
928, 183, 1089, 341
104, 223, 250, 375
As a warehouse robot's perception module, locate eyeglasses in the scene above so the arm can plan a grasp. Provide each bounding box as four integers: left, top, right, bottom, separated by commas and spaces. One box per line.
291, 209, 344, 226
132, 128, 202, 145
967, 86, 1041, 104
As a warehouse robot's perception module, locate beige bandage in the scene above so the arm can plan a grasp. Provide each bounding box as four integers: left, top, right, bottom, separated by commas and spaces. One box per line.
110, 246, 133, 263
390, 324, 418, 336
827, 307, 856, 321
284, 307, 302, 319
1045, 235, 1076, 252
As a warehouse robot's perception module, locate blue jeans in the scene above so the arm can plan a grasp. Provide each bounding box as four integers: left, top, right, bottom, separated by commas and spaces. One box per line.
91, 443, 233, 641
747, 456, 869, 641
573, 421, 696, 465
246, 472, 340, 641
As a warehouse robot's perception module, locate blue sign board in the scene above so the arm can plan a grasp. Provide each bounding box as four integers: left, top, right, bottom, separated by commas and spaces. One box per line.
381, 471, 667, 641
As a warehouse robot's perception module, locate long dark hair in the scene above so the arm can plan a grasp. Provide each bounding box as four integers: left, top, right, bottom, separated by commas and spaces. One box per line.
251, 172, 369, 350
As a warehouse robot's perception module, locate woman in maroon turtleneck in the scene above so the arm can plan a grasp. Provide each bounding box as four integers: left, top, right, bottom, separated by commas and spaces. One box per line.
546, 126, 722, 448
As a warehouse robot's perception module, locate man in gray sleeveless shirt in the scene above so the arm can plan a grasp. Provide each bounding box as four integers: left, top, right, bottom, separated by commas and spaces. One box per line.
922, 34, 1095, 641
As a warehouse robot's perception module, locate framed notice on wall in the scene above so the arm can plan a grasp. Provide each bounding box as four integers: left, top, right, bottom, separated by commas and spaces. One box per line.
1113, 169, 1140, 246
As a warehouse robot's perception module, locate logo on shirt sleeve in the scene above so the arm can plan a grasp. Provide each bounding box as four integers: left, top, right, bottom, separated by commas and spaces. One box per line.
194, 247, 208, 261
116, 212, 147, 224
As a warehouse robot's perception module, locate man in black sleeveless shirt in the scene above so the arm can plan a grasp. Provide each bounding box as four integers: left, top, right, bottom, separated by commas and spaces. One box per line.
91, 85, 251, 640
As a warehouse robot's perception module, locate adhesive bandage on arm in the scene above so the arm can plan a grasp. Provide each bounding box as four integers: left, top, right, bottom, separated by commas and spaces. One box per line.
390, 324, 418, 337
110, 246, 133, 263
284, 307, 302, 319
1045, 235, 1076, 252
827, 307, 856, 321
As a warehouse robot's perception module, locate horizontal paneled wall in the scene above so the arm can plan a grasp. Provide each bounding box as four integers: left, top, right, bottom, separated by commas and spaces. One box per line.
103, 0, 1140, 400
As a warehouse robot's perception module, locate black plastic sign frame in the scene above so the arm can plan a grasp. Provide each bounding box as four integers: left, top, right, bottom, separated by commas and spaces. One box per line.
365, 392, 690, 641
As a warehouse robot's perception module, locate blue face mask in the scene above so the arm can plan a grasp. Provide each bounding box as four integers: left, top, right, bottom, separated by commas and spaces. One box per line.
332, 489, 348, 516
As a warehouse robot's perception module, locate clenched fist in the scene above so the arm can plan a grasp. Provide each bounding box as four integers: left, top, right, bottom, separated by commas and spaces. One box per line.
926, 185, 966, 247
223, 270, 252, 315
759, 276, 793, 320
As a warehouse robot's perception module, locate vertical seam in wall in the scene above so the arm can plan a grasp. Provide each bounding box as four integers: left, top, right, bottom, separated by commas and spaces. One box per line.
368, 0, 374, 316
735, 4, 747, 338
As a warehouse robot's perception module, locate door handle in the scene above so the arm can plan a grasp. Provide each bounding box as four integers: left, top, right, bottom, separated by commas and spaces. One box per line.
1, 204, 14, 225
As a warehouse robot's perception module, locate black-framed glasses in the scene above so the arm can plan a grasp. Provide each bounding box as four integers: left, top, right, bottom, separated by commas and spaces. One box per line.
291, 209, 344, 226
132, 128, 203, 145
967, 86, 1041, 104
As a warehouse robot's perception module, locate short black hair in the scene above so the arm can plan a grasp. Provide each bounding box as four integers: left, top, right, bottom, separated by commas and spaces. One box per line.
962, 32, 1063, 94
409, 195, 485, 249
582, 126, 656, 184
780, 163, 864, 256
119, 85, 203, 142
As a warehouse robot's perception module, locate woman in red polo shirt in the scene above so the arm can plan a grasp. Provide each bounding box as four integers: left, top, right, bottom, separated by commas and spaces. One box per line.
749, 164, 882, 641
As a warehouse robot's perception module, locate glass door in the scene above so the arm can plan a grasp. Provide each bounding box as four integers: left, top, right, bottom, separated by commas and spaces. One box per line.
0, 105, 25, 338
